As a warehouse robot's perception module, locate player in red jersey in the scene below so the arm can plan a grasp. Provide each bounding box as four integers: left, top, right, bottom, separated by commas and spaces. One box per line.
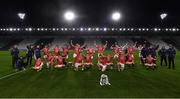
54, 56, 65, 68
84, 53, 93, 69
106, 55, 113, 69
126, 53, 135, 67
46, 54, 54, 68
143, 54, 157, 70
70, 40, 86, 58
94, 41, 108, 57
42, 45, 49, 59
127, 42, 137, 54
32, 58, 43, 71
97, 55, 107, 72
61, 45, 70, 66
111, 42, 128, 58
53, 45, 60, 58
74, 53, 84, 71
117, 51, 126, 71
86, 47, 95, 56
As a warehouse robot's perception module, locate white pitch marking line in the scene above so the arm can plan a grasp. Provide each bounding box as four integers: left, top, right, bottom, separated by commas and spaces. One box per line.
0, 69, 28, 80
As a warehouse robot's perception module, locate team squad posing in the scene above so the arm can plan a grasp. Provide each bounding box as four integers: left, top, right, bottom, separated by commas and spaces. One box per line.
10, 40, 176, 72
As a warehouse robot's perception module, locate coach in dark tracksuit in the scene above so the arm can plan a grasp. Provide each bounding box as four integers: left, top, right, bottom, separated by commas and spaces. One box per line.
158, 46, 167, 66
10, 45, 19, 69
141, 46, 148, 64
34, 45, 41, 59
26, 45, 34, 65
16, 56, 26, 71
167, 46, 176, 69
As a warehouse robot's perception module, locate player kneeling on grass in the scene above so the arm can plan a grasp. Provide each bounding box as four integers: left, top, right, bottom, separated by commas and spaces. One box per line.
126, 53, 135, 67
117, 52, 126, 71
74, 53, 84, 71
46, 54, 54, 68
106, 55, 113, 69
143, 54, 157, 70
33, 58, 43, 71
54, 56, 65, 69
84, 53, 93, 69
97, 55, 107, 72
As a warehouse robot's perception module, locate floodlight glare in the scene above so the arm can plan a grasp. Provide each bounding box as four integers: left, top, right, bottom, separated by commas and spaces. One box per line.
160, 13, 168, 20
18, 13, 26, 20
64, 11, 75, 21
112, 12, 121, 21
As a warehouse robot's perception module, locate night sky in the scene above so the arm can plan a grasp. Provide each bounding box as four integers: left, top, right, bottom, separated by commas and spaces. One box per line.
0, 0, 179, 27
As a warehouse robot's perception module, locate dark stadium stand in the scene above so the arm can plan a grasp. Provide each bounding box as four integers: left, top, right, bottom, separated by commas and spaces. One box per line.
162, 39, 180, 50
0, 38, 24, 50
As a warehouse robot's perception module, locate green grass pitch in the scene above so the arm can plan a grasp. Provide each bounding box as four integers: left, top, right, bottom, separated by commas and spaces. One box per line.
0, 50, 180, 98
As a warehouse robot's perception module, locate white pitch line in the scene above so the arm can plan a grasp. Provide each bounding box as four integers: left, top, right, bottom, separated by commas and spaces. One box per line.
0, 69, 28, 80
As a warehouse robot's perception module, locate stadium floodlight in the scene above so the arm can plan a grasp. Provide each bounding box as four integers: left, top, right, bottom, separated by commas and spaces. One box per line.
9, 28, 12, 31
154, 28, 158, 31
131, 28, 134, 31
177, 28, 179, 31
160, 13, 168, 20
88, 28, 91, 31
146, 28, 149, 31
72, 28, 75, 31
112, 12, 122, 21
165, 28, 168, 31
96, 28, 99, 31
64, 11, 75, 21
52, 28, 56, 31
139, 28, 142, 31
119, 28, 122, 31
172, 28, 176, 32
30, 28, 33, 31
80, 28, 84, 31
103, 28, 107, 31
18, 13, 26, 20
41, 28, 44, 31
64, 28, 68, 31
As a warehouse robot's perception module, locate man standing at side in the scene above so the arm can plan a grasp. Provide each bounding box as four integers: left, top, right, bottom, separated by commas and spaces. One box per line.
167, 45, 176, 69
10, 45, 19, 69
158, 46, 167, 66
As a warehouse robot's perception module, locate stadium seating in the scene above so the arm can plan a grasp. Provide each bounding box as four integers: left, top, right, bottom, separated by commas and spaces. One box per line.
49, 38, 70, 51
147, 38, 169, 49
17, 39, 38, 50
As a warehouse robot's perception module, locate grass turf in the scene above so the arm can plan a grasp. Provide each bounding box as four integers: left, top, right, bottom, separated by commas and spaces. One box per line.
0, 50, 180, 98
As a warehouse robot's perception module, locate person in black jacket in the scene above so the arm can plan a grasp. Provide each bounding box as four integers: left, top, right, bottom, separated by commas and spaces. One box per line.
26, 45, 34, 65
158, 46, 167, 66
10, 45, 19, 69
16, 56, 26, 71
167, 45, 176, 69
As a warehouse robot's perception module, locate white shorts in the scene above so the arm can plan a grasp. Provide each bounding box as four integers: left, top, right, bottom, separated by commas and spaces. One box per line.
33, 66, 42, 70
55, 64, 65, 68
75, 63, 82, 68
114, 54, 118, 58
44, 55, 47, 59
85, 63, 93, 65
73, 54, 77, 58
106, 63, 113, 65
126, 61, 134, 65
118, 63, 125, 68
145, 63, 156, 67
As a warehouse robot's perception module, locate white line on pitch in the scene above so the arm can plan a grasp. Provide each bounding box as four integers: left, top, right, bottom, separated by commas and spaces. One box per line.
0, 69, 28, 80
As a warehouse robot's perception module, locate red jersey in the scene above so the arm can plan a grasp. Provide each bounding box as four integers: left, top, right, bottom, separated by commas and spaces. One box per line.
127, 54, 134, 62
96, 45, 104, 54
73, 46, 81, 54
146, 57, 156, 64
118, 54, 126, 64
85, 54, 93, 63
106, 55, 112, 63
35, 59, 42, 67
47, 55, 54, 63
87, 48, 94, 55
112, 45, 121, 54
75, 54, 83, 63
42, 47, 49, 55
53, 47, 59, 56
128, 47, 134, 54
99, 56, 106, 65
62, 47, 68, 56
56, 57, 64, 65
